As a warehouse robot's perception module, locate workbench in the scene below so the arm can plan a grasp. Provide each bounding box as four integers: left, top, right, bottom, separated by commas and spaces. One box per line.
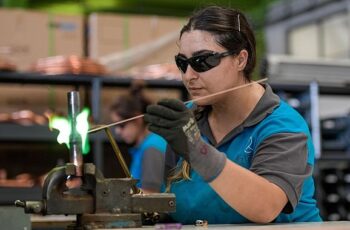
144, 221, 350, 230
31, 215, 350, 230
135, 221, 349, 230
192, 222, 348, 230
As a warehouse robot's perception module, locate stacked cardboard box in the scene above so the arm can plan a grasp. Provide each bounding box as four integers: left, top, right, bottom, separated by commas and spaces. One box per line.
88, 13, 184, 116
0, 9, 183, 117
0, 9, 84, 115
0, 8, 84, 71
0, 8, 183, 74
88, 13, 183, 73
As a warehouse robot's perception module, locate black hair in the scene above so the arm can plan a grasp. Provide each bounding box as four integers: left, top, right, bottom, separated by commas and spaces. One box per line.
180, 5, 256, 80
110, 80, 151, 120
166, 6, 257, 190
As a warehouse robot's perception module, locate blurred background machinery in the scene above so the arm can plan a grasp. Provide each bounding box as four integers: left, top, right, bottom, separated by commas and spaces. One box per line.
264, 0, 350, 221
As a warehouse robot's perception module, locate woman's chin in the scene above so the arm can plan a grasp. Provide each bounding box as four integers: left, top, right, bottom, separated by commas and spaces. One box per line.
191, 97, 211, 106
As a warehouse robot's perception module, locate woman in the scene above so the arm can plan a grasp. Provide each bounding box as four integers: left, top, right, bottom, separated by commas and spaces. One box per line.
144, 6, 321, 224
110, 81, 167, 193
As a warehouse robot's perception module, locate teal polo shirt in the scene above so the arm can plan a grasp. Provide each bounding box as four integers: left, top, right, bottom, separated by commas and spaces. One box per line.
167, 84, 322, 224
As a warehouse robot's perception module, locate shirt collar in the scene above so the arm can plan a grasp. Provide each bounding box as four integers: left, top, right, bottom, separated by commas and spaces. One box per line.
196, 83, 280, 146
242, 83, 280, 127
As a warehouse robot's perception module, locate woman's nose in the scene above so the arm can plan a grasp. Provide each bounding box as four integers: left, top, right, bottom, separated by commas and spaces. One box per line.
114, 127, 122, 135
182, 66, 199, 81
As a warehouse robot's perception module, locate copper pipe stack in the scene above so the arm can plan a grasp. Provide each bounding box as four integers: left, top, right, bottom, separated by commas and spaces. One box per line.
32, 55, 106, 75
0, 57, 16, 72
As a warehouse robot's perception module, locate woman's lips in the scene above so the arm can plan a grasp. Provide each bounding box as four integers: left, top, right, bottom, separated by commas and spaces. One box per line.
188, 87, 203, 95
188, 87, 202, 91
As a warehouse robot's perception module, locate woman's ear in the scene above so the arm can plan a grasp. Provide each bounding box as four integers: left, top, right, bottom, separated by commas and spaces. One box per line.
237, 49, 248, 71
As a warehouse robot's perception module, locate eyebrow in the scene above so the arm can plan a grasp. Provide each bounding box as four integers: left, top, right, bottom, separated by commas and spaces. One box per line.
178, 49, 213, 58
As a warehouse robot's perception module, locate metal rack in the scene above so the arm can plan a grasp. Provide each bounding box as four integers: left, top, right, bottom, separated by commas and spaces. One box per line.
1, 72, 350, 210
0, 72, 186, 170
267, 81, 350, 221
0, 72, 186, 203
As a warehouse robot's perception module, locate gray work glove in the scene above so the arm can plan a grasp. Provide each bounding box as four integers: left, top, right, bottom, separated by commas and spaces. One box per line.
144, 98, 226, 182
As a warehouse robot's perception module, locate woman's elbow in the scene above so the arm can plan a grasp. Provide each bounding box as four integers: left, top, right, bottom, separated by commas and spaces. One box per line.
250, 190, 288, 223
248, 205, 283, 224
252, 213, 278, 224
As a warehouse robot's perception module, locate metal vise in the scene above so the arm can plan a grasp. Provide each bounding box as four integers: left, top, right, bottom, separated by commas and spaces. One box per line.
15, 163, 175, 229
15, 91, 175, 229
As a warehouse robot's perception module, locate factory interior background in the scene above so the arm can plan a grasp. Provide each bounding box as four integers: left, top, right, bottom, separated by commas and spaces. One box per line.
1, 0, 350, 228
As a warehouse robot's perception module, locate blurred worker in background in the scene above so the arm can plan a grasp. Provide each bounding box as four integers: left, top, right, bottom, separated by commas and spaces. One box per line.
144, 6, 322, 224
110, 81, 167, 193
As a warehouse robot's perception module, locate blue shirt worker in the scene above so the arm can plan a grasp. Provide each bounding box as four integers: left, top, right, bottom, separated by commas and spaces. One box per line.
110, 81, 167, 193
144, 6, 322, 224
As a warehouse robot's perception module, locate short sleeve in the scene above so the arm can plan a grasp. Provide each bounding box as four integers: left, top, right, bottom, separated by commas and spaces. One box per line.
250, 132, 312, 213
141, 148, 165, 191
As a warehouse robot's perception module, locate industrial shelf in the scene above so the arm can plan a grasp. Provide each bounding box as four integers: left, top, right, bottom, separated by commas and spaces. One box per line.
0, 72, 185, 205
0, 124, 57, 141
0, 71, 350, 207
0, 72, 186, 123
0, 187, 42, 205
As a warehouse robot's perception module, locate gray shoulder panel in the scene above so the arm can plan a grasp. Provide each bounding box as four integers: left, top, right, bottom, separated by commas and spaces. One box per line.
250, 132, 312, 213
164, 145, 179, 178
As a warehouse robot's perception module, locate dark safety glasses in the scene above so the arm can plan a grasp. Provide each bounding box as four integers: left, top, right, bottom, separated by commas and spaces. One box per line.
175, 50, 235, 74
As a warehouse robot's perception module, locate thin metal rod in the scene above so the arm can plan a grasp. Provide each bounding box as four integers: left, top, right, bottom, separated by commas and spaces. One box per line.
104, 128, 140, 194
88, 78, 268, 133
89, 115, 145, 133
104, 128, 131, 178
186, 78, 268, 104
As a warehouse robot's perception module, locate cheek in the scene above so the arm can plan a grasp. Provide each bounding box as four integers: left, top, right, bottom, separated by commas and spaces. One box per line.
122, 131, 134, 144
213, 65, 239, 88
114, 127, 122, 136
201, 72, 227, 92
125, 125, 139, 139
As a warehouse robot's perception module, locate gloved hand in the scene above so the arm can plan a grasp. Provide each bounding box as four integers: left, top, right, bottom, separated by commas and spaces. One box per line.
144, 98, 226, 182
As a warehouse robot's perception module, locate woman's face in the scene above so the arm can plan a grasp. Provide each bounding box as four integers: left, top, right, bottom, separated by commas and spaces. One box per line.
110, 113, 142, 145
178, 30, 245, 105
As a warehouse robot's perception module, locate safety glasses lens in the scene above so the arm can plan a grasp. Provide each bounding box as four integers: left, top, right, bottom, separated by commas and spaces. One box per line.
204, 55, 221, 66
190, 54, 218, 72
175, 51, 232, 74
175, 55, 188, 73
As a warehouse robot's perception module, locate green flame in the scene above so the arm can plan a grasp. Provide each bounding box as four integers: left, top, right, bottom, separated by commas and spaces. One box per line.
49, 108, 90, 154
50, 117, 71, 148
77, 108, 90, 154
